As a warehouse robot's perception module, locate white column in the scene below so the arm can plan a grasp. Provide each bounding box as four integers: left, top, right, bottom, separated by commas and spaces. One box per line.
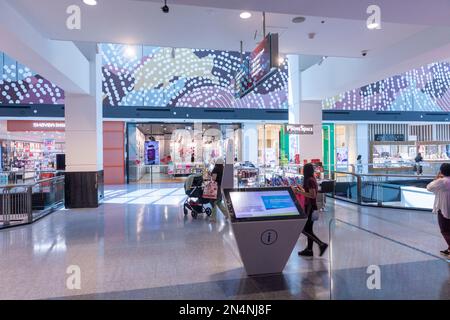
242, 123, 258, 164
297, 101, 323, 162
356, 123, 369, 167
288, 55, 301, 125
288, 54, 323, 163
65, 54, 103, 172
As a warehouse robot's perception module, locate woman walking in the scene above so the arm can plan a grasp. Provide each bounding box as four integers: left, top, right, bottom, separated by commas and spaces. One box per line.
294, 163, 328, 257
209, 158, 229, 223
426, 163, 450, 257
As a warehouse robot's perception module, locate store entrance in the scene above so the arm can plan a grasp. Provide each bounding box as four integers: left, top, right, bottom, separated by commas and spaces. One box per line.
126, 122, 241, 185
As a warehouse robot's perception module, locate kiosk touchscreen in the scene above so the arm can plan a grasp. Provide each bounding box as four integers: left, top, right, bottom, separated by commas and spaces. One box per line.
228, 189, 303, 221
224, 187, 308, 276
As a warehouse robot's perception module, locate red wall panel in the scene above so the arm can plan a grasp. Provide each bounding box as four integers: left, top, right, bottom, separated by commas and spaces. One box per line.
103, 121, 125, 185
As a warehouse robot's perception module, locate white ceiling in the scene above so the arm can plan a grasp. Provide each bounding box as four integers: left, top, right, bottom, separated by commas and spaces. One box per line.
7, 0, 428, 58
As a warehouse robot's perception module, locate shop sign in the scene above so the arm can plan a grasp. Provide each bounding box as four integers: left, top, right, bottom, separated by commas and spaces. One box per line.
374, 134, 405, 141
33, 122, 65, 129
7, 120, 65, 132
286, 124, 314, 135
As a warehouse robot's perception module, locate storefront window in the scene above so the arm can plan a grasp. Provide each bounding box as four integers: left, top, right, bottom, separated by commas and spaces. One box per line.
127, 123, 241, 184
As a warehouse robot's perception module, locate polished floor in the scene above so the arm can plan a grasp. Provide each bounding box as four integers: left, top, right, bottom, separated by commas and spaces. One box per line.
0, 183, 448, 300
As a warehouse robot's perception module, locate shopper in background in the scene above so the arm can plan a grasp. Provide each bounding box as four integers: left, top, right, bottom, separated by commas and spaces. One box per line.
294, 163, 328, 257
426, 163, 450, 257
356, 155, 363, 174
210, 158, 229, 223
415, 152, 423, 175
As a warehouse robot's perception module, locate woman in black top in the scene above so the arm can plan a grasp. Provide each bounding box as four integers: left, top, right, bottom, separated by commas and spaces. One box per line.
293, 163, 328, 257
210, 158, 229, 223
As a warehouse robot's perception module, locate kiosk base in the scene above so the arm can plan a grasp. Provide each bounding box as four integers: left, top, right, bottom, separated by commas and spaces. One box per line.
232, 218, 306, 276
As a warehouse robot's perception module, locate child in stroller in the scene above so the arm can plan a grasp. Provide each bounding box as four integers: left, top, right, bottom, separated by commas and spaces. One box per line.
183, 173, 212, 218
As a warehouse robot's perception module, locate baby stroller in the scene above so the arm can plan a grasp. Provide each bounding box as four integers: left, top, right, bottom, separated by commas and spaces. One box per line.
183, 173, 212, 219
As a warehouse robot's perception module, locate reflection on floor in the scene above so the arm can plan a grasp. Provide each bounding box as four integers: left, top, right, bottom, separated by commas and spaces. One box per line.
0, 183, 448, 300
135, 173, 187, 184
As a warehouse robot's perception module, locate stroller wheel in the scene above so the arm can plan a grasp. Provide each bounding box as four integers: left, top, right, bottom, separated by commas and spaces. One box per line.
183, 207, 188, 216
191, 211, 198, 219
205, 207, 212, 217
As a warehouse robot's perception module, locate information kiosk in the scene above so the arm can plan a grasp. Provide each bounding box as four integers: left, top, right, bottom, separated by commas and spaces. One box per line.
223, 187, 308, 276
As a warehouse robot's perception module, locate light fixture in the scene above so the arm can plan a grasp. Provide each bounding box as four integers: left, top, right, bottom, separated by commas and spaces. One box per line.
240, 12, 252, 19
83, 0, 97, 6
124, 46, 137, 59
278, 56, 284, 65
367, 22, 380, 30
292, 16, 306, 24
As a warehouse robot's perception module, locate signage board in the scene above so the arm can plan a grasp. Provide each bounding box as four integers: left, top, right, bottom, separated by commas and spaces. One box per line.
144, 141, 160, 165
7, 120, 65, 132
286, 124, 314, 135
374, 134, 405, 141
234, 33, 279, 98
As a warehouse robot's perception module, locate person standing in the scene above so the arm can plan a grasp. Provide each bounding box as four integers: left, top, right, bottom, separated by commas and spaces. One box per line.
356, 155, 363, 174
415, 152, 423, 175
294, 163, 328, 257
426, 163, 450, 257
209, 158, 229, 223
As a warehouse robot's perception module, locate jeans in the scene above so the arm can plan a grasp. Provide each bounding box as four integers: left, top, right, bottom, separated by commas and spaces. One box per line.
438, 211, 450, 249
302, 204, 325, 250
211, 190, 229, 220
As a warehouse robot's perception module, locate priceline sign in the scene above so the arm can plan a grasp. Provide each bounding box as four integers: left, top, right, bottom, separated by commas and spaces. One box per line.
286, 124, 314, 135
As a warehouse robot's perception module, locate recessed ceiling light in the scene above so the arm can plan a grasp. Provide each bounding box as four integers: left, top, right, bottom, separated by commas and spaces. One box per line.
124, 46, 137, 59
240, 12, 252, 19
83, 0, 97, 5
292, 16, 306, 23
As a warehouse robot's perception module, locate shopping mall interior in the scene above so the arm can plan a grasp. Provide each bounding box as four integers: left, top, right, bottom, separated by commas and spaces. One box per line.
0, 0, 449, 303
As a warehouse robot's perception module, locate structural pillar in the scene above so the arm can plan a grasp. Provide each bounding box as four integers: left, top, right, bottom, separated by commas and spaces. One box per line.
242, 123, 258, 164
287, 55, 323, 163
64, 54, 104, 208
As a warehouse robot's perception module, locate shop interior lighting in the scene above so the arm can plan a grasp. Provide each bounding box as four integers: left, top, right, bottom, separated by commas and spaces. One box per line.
240, 12, 252, 19
83, 0, 98, 6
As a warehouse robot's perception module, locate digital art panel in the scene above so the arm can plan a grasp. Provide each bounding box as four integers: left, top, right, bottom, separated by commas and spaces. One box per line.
0, 53, 64, 105
100, 43, 289, 109
323, 61, 450, 111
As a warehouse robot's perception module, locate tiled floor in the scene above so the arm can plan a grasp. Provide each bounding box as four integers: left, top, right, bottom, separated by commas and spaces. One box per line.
0, 183, 448, 300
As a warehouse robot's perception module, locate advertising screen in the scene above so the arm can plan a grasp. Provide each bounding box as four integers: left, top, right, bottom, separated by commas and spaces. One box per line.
144, 141, 160, 165
234, 33, 279, 98
229, 190, 300, 219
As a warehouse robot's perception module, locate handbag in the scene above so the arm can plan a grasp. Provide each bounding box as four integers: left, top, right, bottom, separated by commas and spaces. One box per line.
202, 180, 218, 200
311, 210, 319, 221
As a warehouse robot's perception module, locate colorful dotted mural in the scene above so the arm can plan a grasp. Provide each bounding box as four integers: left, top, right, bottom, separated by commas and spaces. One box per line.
0, 53, 64, 105
100, 43, 289, 109
323, 61, 450, 111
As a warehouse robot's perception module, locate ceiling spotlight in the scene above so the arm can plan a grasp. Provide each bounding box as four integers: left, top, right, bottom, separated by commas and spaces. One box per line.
278, 56, 285, 65
240, 12, 252, 19
124, 46, 137, 59
83, 0, 97, 5
292, 16, 306, 23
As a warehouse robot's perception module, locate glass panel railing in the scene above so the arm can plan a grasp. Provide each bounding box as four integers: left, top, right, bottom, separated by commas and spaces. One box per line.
359, 174, 434, 210
329, 218, 449, 300
329, 168, 436, 211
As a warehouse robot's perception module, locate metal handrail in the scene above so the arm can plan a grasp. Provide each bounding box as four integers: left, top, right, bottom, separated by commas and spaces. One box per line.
330, 170, 435, 179
0, 175, 65, 229
0, 175, 65, 189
